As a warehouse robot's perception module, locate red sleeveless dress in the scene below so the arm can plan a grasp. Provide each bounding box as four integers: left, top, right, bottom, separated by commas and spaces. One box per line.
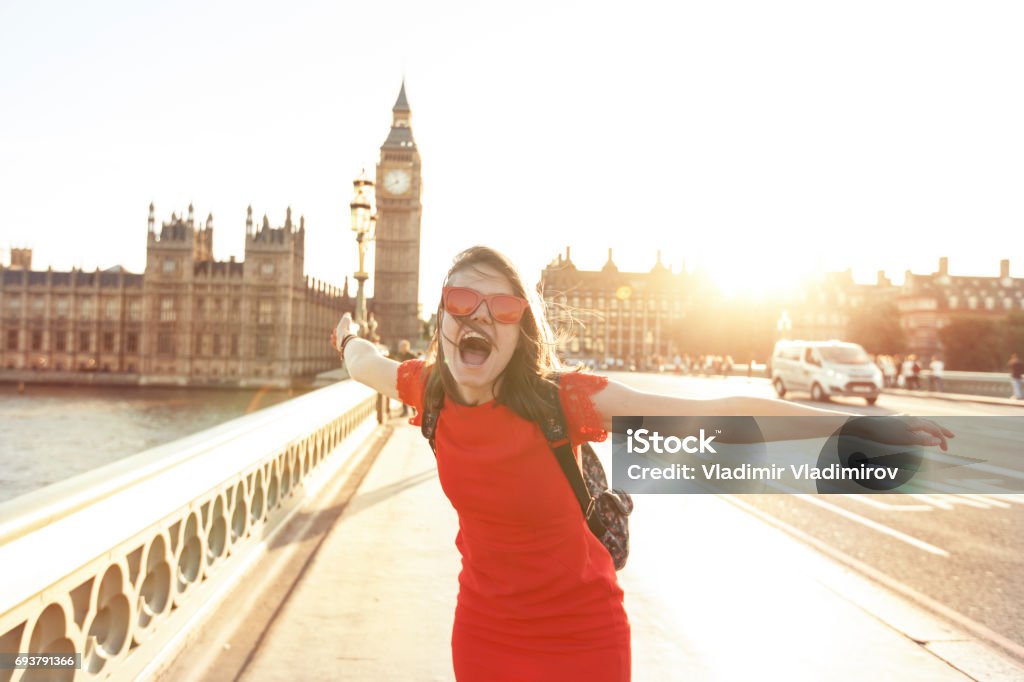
397, 360, 631, 681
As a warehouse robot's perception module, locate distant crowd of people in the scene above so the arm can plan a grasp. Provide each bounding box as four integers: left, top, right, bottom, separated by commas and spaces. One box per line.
872, 353, 945, 391
575, 353, 752, 378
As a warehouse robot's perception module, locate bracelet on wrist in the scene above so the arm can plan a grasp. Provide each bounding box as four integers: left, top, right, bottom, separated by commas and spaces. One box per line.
339, 333, 358, 363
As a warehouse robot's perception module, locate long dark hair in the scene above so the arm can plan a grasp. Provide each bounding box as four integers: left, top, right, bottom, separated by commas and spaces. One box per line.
422, 245, 573, 426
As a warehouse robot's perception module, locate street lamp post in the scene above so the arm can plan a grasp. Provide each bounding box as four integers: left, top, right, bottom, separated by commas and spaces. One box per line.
350, 170, 376, 338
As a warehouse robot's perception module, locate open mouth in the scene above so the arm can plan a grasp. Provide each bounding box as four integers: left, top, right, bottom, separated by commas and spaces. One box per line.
458, 334, 492, 367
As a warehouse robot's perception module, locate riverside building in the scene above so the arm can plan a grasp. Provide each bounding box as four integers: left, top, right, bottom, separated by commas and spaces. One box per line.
0, 206, 353, 388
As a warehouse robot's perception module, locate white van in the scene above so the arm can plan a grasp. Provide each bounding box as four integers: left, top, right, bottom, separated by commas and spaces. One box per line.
770, 340, 883, 405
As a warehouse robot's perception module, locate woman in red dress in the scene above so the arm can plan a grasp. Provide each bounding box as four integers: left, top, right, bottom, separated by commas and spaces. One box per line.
330, 246, 954, 681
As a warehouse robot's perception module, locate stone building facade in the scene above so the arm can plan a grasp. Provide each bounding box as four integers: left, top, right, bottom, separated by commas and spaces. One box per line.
895, 257, 1024, 357
777, 269, 897, 342
0, 205, 352, 387
541, 250, 1023, 362
539, 247, 710, 362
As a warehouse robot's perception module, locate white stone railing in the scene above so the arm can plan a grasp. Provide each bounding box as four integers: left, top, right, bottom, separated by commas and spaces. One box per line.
0, 380, 386, 681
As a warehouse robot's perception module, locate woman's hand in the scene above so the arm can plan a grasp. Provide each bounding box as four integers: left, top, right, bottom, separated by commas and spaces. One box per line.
330, 313, 359, 359
845, 415, 955, 451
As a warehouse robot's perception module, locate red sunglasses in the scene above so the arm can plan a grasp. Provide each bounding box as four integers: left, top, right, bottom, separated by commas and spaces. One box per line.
441, 286, 530, 324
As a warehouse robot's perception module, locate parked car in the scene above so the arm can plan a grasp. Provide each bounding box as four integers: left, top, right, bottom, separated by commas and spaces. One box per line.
771, 340, 883, 405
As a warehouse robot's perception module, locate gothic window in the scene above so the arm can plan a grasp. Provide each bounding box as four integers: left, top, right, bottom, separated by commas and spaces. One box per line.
163, 258, 176, 273
104, 299, 119, 320
213, 334, 221, 356
79, 331, 91, 352
256, 336, 271, 357
56, 297, 69, 318
126, 332, 139, 353
55, 332, 67, 352
128, 299, 142, 321
102, 333, 115, 352
6, 329, 18, 350
31, 331, 42, 351
80, 299, 94, 320
258, 300, 274, 325
5, 295, 21, 314
31, 296, 45, 316
157, 333, 174, 355
231, 335, 239, 356
261, 262, 275, 277
160, 297, 176, 322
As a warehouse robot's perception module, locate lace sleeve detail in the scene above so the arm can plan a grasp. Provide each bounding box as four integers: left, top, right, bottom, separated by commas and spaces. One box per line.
559, 371, 610, 447
397, 359, 426, 425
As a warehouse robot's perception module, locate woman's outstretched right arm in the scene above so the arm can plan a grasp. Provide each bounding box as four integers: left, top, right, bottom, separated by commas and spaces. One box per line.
331, 313, 401, 401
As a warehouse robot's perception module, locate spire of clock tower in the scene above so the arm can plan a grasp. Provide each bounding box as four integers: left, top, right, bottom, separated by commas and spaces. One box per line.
384, 81, 415, 148
393, 80, 410, 114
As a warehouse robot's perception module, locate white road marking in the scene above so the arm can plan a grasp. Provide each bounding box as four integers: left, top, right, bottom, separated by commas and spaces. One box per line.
768, 483, 950, 556
911, 493, 954, 510
961, 494, 1012, 509
843, 494, 933, 512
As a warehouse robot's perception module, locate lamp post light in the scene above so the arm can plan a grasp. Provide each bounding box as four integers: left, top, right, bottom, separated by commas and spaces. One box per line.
350, 169, 376, 338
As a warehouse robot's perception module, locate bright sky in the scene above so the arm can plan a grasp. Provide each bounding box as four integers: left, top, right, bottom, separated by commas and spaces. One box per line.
2, 0, 1022, 306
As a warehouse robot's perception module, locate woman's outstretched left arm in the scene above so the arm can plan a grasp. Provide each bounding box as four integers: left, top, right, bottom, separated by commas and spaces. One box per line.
590, 378, 953, 449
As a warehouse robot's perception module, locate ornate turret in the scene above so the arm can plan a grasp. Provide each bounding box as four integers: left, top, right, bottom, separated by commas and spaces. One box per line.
651, 249, 670, 274
148, 202, 155, 233
602, 248, 619, 274
246, 204, 253, 234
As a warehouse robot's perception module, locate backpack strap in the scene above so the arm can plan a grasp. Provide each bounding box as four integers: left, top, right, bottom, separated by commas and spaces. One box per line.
421, 390, 442, 456
539, 375, 606, 537
418, 373, 606, 537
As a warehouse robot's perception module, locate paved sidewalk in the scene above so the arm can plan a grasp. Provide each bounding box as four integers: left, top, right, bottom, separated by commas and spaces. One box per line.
237, 421, 1015, 681
883, 387, 1024, 408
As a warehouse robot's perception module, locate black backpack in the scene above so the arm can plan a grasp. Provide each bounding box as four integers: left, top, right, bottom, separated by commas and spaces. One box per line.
419, 374, 634, 570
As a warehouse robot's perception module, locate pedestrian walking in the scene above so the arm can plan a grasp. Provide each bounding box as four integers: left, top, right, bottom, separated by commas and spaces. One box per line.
911, 355, 922, 390
1010, 353, 1024, 400
329, 245, 954, 682
929, 354, 944, 392
901, 355, 915, 389
394, 339, 417, 416
880, 355, 897, 388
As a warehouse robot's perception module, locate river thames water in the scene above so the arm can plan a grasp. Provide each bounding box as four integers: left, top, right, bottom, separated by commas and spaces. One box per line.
0, 384, 305, 504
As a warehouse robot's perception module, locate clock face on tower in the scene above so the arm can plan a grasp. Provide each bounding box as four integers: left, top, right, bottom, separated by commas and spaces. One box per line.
382, 168, 411, 196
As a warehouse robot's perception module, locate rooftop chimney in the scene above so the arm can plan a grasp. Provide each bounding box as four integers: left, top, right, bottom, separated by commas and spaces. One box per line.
938, 257, 948, 276
1000, 259, 1010, 278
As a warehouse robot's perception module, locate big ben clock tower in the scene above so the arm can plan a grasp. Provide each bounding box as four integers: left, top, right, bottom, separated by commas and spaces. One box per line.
373, 81, 423, 351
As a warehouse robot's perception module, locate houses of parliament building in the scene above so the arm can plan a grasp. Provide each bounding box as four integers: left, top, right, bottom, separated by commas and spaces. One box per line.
0, 84, 424, 388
